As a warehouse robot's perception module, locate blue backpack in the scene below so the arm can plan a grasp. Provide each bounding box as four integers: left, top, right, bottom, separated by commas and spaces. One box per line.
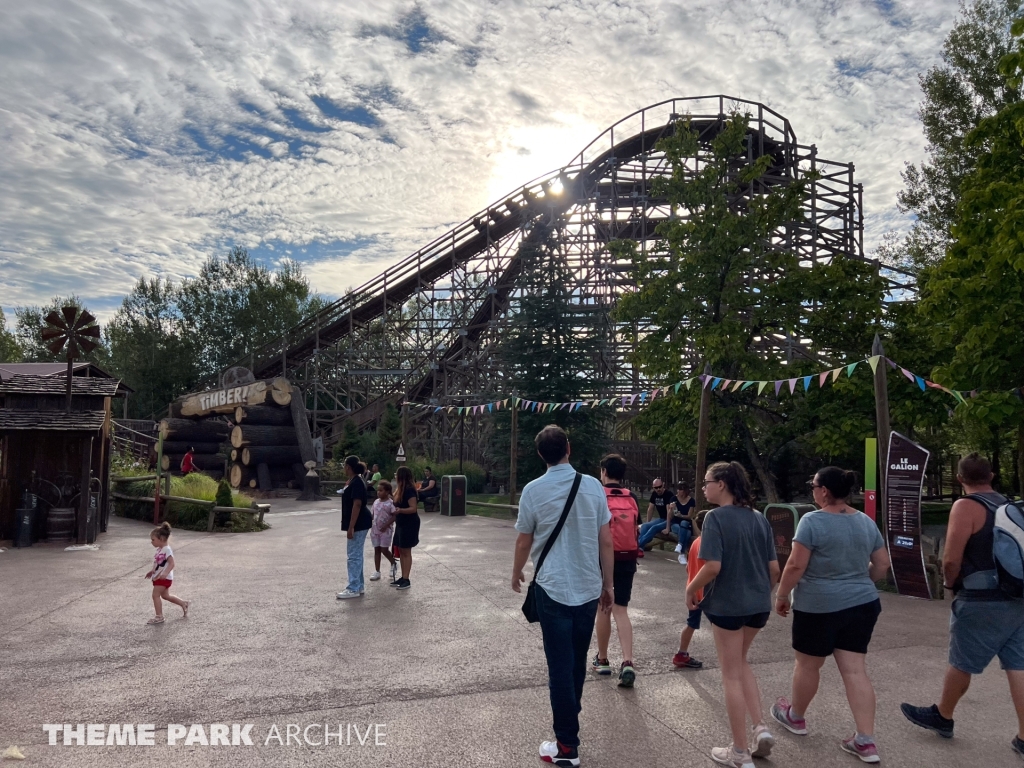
965, 494, 1024, 599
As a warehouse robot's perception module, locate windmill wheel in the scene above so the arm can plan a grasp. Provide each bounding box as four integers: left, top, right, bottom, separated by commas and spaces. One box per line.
41, 306, 101, 359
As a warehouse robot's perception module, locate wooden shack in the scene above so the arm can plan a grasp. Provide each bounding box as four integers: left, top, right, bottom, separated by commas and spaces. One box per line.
0, 375, 123, 545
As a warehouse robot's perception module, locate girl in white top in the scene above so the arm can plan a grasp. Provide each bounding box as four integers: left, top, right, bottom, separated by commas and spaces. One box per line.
144, 522, 189, 625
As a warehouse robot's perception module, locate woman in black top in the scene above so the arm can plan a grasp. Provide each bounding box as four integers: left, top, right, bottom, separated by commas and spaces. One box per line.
392, 466, 420, 590
337, 455, 371, 600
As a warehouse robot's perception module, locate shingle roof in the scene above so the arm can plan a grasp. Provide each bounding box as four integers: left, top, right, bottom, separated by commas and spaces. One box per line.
0, 375, 120, 397
0, 409, 105, 431
0, 363, 134, 394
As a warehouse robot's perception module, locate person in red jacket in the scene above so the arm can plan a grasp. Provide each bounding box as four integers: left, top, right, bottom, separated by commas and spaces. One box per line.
180, 447, 195, 475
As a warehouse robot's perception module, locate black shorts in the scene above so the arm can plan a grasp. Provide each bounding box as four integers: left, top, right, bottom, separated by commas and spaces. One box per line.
613, 559, 637, 607
686, 608, 702, 630
705, 611, 770, 631
393, 514, 420, 549
792, 599, 881, 657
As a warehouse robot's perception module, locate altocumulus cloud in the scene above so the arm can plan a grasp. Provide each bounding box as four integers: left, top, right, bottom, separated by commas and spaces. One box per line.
0, 0, 960, 319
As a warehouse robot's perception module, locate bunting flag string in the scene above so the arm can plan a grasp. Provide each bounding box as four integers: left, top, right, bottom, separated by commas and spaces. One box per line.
400, 355, 1024, 417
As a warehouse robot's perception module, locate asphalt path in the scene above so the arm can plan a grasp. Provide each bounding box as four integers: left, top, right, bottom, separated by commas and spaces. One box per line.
0, 496, 1020, 767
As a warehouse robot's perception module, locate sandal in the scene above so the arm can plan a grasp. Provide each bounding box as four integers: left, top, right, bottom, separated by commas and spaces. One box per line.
182, 601, 190, 618
147, 617, 164, 625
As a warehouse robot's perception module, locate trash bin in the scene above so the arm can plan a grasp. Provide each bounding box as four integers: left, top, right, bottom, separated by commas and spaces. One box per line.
440, 475, 467, 517
13, 501, 33, 548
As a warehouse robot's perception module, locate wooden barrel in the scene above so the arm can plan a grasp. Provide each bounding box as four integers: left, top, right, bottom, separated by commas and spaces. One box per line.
46, 507, 76, 542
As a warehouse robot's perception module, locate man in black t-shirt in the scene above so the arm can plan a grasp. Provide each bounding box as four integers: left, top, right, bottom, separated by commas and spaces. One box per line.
638, 479, 675, 549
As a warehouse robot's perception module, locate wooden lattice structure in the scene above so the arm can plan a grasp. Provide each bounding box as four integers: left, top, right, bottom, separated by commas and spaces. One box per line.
208, 95, 911, 462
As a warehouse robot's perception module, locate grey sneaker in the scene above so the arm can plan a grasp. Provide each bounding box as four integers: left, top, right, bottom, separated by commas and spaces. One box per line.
335, 589, 362, 599
771, 697, 807, 735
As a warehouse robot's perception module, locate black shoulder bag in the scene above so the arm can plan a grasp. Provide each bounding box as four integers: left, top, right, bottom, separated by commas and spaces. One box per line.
522, 472, 583, 623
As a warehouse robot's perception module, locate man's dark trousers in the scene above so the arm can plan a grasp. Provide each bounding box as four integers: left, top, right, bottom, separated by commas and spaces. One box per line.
535, 584, 599, 749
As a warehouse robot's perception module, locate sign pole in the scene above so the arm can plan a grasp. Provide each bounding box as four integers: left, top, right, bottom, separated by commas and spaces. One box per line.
872, 334, 891, 533
864, 438, 877, 521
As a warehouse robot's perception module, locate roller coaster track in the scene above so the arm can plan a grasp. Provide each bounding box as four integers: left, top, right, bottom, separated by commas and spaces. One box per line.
217, 95, 912, 454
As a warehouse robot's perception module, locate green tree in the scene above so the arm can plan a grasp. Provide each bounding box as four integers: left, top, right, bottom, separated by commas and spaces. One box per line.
0, 308, 20, 362
615, 114, 884, 500
919, 19, 1024, 493
333, 419, 362, 461
898, 0, 1022, 268
376, 403, 403, 462
492, 227, 614, 483
177, 247, 323, 374
105, 277, 200, 418
14, 294, 108, 364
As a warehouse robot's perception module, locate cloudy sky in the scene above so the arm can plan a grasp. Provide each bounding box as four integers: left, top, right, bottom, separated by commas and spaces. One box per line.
1, 0, 960, 321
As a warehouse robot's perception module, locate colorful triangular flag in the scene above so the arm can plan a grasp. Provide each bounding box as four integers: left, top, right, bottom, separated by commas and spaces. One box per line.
868, 355, 881, 373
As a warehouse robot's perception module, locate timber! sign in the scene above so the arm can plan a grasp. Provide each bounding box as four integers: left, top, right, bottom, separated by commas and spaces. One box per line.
182, 383, 267, 416
885, 431, 931, 600
178, 377, 293, 417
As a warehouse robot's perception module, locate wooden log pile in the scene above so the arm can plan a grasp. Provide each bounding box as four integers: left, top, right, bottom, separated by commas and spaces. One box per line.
163, 377, 311, 490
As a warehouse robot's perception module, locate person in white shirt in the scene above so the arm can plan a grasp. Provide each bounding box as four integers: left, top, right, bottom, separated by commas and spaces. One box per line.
512, 425, 614, 767
144, 522, 189, 625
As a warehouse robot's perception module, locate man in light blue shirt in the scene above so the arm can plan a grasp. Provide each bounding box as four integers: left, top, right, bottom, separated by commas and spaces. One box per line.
512, 425, 613, 767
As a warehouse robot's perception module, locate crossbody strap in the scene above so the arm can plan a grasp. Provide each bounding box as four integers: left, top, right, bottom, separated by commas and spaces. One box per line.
532, 472, 582, 582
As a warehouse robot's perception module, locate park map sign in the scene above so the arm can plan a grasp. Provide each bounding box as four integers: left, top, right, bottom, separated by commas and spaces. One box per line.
885, 432, 932, 600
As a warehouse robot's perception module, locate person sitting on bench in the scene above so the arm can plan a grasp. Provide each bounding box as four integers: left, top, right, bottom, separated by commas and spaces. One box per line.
418, 467, 440, 511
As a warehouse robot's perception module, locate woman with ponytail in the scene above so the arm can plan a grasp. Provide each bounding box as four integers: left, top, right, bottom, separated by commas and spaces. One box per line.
391, 466, 421, 590
337, 455, 372, 600
686, 461, 779, 767
770, 467, 890, 763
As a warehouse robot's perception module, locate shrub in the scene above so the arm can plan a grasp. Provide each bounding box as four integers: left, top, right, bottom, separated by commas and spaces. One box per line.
113, 472, 254, 532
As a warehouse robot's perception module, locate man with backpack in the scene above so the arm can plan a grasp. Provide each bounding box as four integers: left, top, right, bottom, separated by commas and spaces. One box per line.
901, 453, 1024, 757
591, 453, 641, 688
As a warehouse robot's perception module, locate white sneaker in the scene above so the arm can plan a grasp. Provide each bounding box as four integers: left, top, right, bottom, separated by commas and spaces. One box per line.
369, 571, 381, 581
538, 740, 579, 766
678, 554, 688, 565
750, 723, 774, 758
674, 542, 683, 553
336, 589, 362, 599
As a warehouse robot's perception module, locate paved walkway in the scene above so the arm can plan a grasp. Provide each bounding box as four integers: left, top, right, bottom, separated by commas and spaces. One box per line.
0, 497, 1020, 767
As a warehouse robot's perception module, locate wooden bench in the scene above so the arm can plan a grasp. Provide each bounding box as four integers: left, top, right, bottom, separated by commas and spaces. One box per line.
647, 530, 680, 552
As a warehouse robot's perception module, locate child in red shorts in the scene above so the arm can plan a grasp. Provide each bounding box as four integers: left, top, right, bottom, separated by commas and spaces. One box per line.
144, 522, 189, 625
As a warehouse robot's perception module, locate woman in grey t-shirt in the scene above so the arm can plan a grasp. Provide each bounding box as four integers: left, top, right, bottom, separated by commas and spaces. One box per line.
686, 461, 780, 767
770, 466, 891, 763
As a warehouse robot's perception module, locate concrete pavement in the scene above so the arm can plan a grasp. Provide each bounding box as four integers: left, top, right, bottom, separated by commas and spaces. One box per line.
0, 496, 1020, 767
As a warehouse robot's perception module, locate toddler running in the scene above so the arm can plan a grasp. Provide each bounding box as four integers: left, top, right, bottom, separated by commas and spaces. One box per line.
370, 481, 399, 582
144, 522, 189, 625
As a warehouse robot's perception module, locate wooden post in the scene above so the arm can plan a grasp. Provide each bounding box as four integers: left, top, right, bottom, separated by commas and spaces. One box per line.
509, 396, 518, 507
872, 334, 891, 533
694, 363, 713, 510
153, 434, 164, 525
65, 353, 74, 413
459, 398, 465, 474
77, 436, 92, 545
